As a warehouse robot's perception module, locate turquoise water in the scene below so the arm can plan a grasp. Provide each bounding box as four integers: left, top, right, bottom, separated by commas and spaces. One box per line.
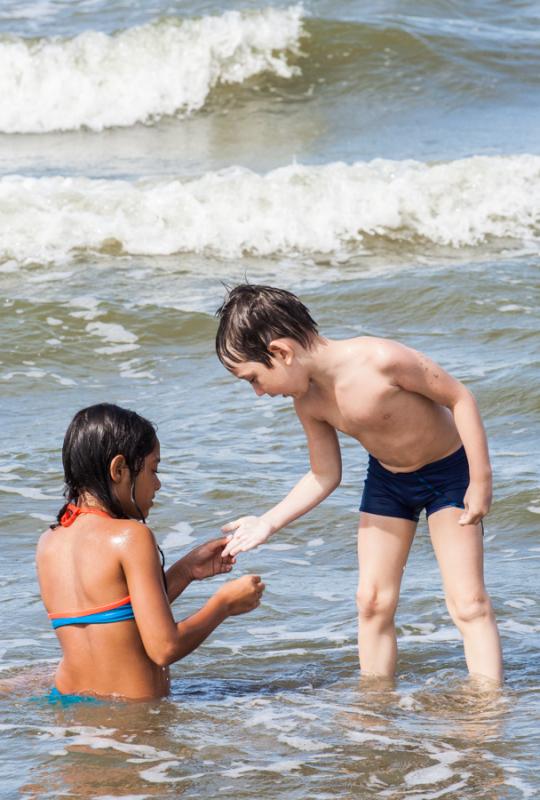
0, 1, 539, 798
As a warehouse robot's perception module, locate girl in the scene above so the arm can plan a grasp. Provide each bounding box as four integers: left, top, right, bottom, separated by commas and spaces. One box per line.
36, 403, 264, 700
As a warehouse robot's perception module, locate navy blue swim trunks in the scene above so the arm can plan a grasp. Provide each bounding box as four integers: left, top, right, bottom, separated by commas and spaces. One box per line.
360, 446, 469, 522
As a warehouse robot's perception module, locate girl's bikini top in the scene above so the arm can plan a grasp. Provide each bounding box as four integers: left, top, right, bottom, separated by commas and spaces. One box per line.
48, 503, 135, 630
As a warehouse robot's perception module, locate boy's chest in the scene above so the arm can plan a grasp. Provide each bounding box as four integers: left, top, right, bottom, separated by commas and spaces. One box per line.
309, 377, 406, 436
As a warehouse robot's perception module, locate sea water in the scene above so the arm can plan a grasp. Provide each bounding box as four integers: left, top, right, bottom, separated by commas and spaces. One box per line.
0, 1, 538, 798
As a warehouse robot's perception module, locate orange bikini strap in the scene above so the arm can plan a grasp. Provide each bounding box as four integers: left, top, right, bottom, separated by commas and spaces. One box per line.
48, 595, 132, 619
60, 503, 112, 527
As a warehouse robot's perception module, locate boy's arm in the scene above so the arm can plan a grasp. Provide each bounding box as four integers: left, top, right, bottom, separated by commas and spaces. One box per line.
381, 341, 492, 526
222, 412, 342, 557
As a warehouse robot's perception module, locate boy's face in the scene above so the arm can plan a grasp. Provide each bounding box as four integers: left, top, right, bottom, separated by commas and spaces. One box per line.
227, 356, 308, 400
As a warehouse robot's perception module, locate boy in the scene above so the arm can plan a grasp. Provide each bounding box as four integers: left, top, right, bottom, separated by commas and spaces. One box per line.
216, 284, 503, 684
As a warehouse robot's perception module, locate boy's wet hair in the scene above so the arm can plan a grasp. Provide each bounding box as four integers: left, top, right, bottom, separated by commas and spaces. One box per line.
215, 284, 318, 367
54, 403, 157, 527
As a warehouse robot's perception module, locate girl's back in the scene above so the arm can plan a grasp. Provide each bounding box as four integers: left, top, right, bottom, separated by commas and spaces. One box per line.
37, 512, 169, 698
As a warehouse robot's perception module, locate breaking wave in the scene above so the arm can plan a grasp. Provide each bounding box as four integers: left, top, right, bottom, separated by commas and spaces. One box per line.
0, 6, 304, 133
1, 155, 539, 264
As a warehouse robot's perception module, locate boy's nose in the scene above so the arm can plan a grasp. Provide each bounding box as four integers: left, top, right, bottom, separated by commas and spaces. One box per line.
253, 386, 265, 397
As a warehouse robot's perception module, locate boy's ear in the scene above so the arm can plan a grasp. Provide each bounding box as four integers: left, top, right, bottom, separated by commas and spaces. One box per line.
110, 454, 128, 484
268, 339, 294, 364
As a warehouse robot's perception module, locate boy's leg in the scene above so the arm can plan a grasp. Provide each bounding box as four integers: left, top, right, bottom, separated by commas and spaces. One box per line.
357, 512, 417, 676
428, 507, 503, 684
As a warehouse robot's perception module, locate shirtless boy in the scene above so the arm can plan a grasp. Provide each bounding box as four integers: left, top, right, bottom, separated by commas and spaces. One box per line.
216, 284, 503, 684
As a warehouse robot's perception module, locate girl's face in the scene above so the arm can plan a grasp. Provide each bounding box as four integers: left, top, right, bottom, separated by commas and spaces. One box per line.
133, 440, 161, 518
114, 440, 161, 520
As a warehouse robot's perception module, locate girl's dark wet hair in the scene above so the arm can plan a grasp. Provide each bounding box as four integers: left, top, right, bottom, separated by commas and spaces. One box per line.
54, 403, 157, 528
215, 284, 319, 368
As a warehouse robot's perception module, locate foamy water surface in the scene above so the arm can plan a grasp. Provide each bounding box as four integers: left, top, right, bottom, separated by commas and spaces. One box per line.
0, 0, 539, 798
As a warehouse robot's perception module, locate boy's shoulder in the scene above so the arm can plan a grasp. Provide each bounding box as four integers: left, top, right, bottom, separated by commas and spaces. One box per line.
294, 336, 410, 420
338, 335, 409, 368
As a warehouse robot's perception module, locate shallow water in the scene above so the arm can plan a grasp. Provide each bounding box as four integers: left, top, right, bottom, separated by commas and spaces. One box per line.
1, 1, 539, 798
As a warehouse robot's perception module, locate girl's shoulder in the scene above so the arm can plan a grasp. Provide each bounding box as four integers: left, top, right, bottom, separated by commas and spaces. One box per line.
108, 518, 157, 547
37, 517, 156, 553
36, 526, 55, 558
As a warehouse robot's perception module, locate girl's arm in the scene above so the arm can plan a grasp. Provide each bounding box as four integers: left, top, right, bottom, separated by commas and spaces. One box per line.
164, 560, 191, 602
120, 523, 263, 665
165, 537, 236, 603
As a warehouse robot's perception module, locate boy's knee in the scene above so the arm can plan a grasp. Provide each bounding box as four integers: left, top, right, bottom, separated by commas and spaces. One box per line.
447, 592, 493, 626
356, 584, 397, 622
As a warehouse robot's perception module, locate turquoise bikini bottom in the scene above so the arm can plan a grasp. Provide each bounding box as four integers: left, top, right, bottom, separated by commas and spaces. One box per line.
48, 686, 102, 705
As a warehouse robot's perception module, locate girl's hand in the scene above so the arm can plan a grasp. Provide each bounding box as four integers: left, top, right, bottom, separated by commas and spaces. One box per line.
183, 537, 236, 581
221, 516, 273, 557
215, 575, 265, 615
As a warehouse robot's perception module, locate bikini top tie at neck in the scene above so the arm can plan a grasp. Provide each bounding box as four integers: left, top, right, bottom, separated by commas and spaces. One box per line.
60, 503, 112, 527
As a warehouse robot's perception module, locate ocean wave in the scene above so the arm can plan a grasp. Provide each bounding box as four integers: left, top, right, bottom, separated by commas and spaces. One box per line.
0, 6, 304, 133
1, 155, 539, 264
285, 15, 540, 109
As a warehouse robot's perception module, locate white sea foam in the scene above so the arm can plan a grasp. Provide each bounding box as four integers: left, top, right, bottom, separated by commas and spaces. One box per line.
0, 638, 40, 659
312, 590, 341, 602
161, 521, 195, 550
86, 320, 139, 354
48, 372, 76, 385
399, 625, 462, 643
504, 597, 535, 609
222, 758, 303, 777
405, 779, 469, 800
405, 744, 462, 788
245, 453, 284, 463
277, 733, 325, 751
247, 622, 347, 643
119, 358, 156, 380
1, 155, 539, 265
0, 6, 303, 133
0, 483, 51, 500
67, 296, 102, 322
139, 761, 187, 784
265, 542, 298, 550
40, 724, 178, 762
347, 730, 403, 746
86, 321, 138, 344
405, 763, 454, 786
504, 776, 536, 799
500, 619, 539, 634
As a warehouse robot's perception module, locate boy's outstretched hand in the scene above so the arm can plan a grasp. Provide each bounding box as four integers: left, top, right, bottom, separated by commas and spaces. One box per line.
221, 516, 273, 557
183, 537, 236, 580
